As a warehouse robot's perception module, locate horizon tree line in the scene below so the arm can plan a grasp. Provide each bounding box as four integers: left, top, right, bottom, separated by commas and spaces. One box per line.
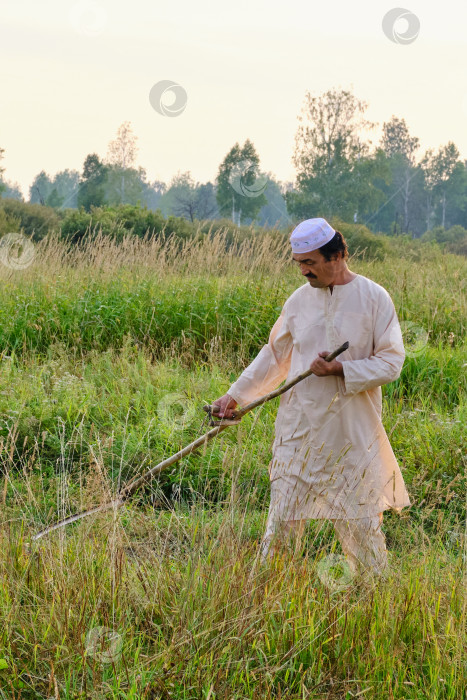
2, 89, 467, 237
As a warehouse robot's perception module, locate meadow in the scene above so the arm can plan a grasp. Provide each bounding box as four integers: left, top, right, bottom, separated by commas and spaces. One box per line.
0, 228, 465, 699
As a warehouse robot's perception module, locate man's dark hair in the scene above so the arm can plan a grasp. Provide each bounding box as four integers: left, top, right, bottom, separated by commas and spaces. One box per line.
318, 230, 348, 261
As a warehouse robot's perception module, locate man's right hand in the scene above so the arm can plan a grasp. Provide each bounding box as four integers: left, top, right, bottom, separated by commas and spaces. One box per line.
211, 393, 238, 419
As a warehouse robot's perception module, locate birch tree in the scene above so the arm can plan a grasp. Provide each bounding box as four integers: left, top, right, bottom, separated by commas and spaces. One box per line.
287, 88, 386, 221
106, 121, 138, 204
380, 116, 420, 233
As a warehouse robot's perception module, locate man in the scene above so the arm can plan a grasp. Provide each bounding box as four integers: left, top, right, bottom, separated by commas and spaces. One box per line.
212, 217, 411, 576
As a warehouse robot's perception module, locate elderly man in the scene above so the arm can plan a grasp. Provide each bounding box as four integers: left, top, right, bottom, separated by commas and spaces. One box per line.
213, 218, 411, 576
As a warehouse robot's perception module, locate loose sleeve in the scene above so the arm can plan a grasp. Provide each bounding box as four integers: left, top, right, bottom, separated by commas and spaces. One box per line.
340, 290, 405, 395
227, 305, 293, 406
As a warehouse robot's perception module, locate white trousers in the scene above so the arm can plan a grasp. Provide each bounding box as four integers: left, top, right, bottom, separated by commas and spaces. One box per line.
259, 512, 388, 577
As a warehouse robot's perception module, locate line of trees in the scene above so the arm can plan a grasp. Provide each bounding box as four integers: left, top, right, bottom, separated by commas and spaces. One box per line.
285, 89, 467, 237
2, 90, 467, 237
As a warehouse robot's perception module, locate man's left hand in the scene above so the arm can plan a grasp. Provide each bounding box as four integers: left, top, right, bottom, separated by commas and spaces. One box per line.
310, 351, 344, 377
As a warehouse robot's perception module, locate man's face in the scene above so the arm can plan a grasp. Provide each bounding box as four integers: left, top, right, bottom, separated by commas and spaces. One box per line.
291, 249, 341, 287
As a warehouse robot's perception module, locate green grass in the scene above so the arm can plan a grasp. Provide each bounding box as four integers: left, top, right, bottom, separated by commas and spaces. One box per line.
0, 231, 465, 698
0, 232, 464, 359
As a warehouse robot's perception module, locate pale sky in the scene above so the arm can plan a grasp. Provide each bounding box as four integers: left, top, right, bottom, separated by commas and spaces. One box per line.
2, 0, 467, 198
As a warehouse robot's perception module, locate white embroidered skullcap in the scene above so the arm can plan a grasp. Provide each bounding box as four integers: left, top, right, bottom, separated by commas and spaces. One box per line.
290, 218, 336, 253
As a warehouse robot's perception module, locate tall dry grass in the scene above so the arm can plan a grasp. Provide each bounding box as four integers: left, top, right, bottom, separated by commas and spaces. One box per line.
1, 228, 292, 281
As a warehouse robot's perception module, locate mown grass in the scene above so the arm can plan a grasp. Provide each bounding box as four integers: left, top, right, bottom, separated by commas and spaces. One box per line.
0, 229, 465, 698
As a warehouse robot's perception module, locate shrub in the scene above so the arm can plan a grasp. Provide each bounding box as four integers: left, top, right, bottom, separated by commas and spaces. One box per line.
329, 217, 390, 260
422, 225, 467, 256
59, 205, 196, 242
0, 199, 62, 240
0, 205, 21, 237
195, 218, 290, 253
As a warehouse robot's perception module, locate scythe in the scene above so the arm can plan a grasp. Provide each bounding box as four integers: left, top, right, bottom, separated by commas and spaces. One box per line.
32, 341, 349, 541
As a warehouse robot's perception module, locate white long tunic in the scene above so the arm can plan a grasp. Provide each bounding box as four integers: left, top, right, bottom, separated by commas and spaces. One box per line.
227, 274, 411, 520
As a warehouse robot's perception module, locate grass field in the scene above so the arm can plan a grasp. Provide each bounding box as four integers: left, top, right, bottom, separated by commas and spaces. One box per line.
0, 229, 465, 699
